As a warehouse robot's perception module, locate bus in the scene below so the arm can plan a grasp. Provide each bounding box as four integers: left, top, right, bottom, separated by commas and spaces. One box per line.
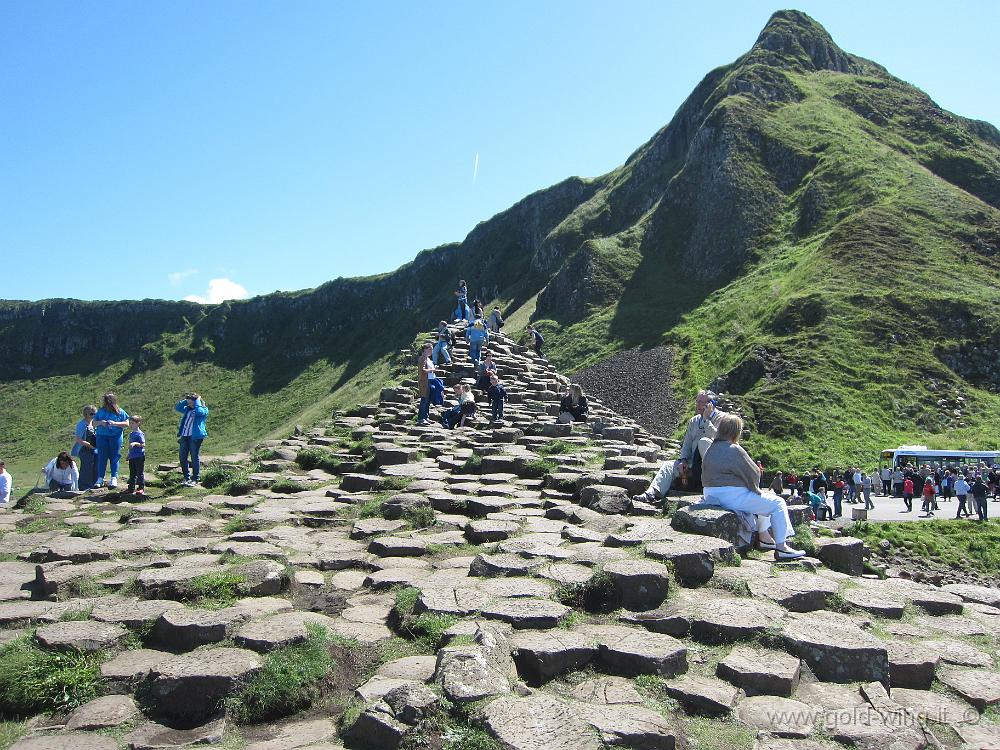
880, 445, 1000, 470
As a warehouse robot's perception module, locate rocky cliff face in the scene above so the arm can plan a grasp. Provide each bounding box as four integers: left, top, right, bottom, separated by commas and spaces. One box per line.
3, 10, 1000, 469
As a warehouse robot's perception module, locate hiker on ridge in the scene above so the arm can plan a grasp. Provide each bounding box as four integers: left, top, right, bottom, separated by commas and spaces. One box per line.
632, 390, 724, 505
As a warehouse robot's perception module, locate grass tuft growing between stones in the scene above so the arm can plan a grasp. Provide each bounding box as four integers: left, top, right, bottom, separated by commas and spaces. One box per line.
187, 570, 247, 608
227, 624, 333, 724
270, 478, 310, 494
295, 447, 344, 473
0, 636, 104, 715
555, 570, 619, 613
403, 504, 436, 529
461, 454, 483, 474
391, 587, 458, 651
520, 458, 558, 479
684, 715, 755, 750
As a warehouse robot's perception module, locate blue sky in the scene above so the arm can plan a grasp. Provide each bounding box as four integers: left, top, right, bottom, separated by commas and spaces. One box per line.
2, 1, 997, 303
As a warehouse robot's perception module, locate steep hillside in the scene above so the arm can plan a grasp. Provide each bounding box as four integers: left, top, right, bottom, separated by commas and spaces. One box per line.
3, 9, 1000, 477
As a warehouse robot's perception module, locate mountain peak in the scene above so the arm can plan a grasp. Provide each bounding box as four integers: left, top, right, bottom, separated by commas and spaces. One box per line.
749, 9, 861, 74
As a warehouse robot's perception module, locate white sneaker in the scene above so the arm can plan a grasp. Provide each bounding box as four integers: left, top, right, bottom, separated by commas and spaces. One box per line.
109, 477, 118, 489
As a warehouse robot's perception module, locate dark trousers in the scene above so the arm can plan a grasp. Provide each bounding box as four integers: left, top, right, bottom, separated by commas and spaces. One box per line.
128, 457, 145, 490
903, 493, 913, 511
882, 479, 891, 495
178, 436, 204, 481
975, 497, 988, 521
957, 495, 969, 518
48, 479, 73, 491
491, 400, 504, 422
533, 339, 543, 356
78, 449, 96, 491
833, 492, 843, 518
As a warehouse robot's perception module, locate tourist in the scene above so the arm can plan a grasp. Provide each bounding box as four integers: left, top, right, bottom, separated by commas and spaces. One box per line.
941, 470, 954, 502
487, 372, 507, 424
43, 451, 79, 491
954, 474, 972, 518
454, 280, 469, 322
175, 393, 209, 486
127, 415, 146, 495
72, 405, 98, 491
700, 413, 805, 559
458, 384, 477, 427
475, 351, 497, 392
94, 392, 130, 489
769, 471, 784, 496
432, 321, 454, 366
811, 468, 828, 497
472, 299, 485, 322
971, 476, 989, 521
487, 306, 504, 334
785, 470, 798, 498
633, 390, 724, 504
862, 472, 874, 510
892, 466, 905, 497
440, 384, 463, 429
832, 476, 845, 518
988, 465, 999, 499
919, 477, 936, 517
526, 324, 544, 358
880, 465, 892, 496
0, 460, 10, 505
901, 475, 914, 513
416, 343, 434, 426
558, 384, 588, 423
852, 467, 863, 503
466, 319, 489, 369
807, 489, 832, 521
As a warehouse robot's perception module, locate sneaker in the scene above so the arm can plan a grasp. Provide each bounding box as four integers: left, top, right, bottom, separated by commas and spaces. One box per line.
134, 488, 145, 496
183, 479, 196, 487
775, 547, 807, 560
109, 477, 118, 489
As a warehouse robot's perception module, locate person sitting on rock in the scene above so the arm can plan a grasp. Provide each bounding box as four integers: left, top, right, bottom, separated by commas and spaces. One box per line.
440, 385, 464, 429
558, 384, 588, 423
632, 390, 724, 505
806, 489, 832, 521
44, 451, 79, 492
487, 372, 507, 424
701, 413, 805, 560
487, 306, 504, 334
475, 350, 497, 392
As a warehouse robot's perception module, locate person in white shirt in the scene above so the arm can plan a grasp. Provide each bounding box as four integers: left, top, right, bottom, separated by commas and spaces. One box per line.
954, 475, 972, 519
0, 461, 11, 505
44, 452, 79, 491
879, 466, 892, 496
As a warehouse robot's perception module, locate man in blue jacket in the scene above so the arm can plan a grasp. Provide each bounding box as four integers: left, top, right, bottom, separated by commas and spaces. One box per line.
176, 393, 209, 486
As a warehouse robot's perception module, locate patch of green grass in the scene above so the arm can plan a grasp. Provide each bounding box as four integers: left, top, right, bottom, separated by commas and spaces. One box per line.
684, 715, 756, 750
461, 454, 483, 474
535, 440, 578, 456
16, 516, 65, 534
58, 605, 94, 621
68, 524, 98, 539
391, 587, 458, 651
441, 724, 504, 750
520, 458, 558, 479
227, 624, 333, 724
270, 478, 310, 494
22, 496, 48, 515
295, 447, 344, 474
0, 720, 27, 749
789, 524, 817, 557
356, 499, 385, 519
844, 519, 1000, 575
380, 476, 414, 491
222, 512, 257, 535
187, 570, 246, 607
403, 504, 436, 529
0, 636, 104, 715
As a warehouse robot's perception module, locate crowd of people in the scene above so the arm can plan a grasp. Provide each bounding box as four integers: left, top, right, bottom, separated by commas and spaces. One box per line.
0, 392, 209, 505
415, 279, 584, 429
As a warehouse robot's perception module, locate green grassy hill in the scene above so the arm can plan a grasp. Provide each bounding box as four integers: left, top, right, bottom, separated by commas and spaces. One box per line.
3, 9, 999, 479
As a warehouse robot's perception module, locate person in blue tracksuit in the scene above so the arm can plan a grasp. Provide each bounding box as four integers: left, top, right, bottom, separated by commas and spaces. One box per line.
176, 393, 209, 486
94, 392, 130, 489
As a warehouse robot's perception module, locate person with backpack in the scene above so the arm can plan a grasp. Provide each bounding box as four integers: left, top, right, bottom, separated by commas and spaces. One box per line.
487, 306, 504, 334
432, 321, 454, 366
526, 324, 544, 358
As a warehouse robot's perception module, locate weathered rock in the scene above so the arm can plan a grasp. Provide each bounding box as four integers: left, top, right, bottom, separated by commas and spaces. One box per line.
603, 559, 671, 611
465, 520, 520, 543
10, 734, 119, 750
814, 537, 864, 576
434, 645, 510, 703
384, 682, 440, 724
890, 687, 979, 726
147, 647, 263, 723
781, 611, 888, 684
101, 649, 173, 688
662, 674, 740, 716
645, 534, 735, 586
942, 583, 1000, 608
65, 695, 140, 730
670, 505, 742, 546
481, 694, 603, 750
569, 676, 644, 705
381, 493, 429, 520
579, 485, 632, 515
839, 587, 905, 618
244, 718, 338, 750
469, 552, 542, 577
716, 646, 801, 697
152, 607, 249, 650
747, 572, 838, 612
937, 666, 1000, 710
511, 629, 598, 685
885, 641, 940, 689
688, 596, 787, 642
123, 716, 228, 750
482, 598, 570, 629
579, 624, 687, 678
35, 620, 127, 652
735, 695, 815, 738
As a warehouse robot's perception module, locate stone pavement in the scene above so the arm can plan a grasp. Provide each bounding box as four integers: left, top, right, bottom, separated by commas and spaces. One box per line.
2, 321, 998, 750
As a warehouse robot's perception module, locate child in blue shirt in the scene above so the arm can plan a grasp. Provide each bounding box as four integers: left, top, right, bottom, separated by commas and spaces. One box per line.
127, 416, 146, 495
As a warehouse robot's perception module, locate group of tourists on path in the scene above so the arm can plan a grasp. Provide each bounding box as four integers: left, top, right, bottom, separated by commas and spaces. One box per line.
0, 391, 209, 504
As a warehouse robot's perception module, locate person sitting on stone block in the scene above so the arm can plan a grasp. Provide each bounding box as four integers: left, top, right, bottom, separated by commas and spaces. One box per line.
633, 389, 724, 505
700, 413, 805, 560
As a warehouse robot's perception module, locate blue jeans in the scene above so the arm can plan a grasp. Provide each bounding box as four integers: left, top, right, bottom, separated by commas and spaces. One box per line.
491, 400, 504, 422
179, 436, 204, 480
433, 341, 451, 365
417, 395, 431, 423
469, 340, 482, 368
78, 449, 96, 490
95, 435, 122, 483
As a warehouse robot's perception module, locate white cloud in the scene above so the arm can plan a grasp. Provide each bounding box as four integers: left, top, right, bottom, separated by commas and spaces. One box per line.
184, 277, 250, 305
167, 268, 199, 285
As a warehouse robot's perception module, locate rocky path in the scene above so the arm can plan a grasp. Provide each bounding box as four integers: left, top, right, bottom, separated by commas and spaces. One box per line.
2, 323, 999, 750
